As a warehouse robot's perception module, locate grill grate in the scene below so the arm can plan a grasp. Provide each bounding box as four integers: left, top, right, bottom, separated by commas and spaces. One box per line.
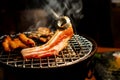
0, 35, 93, 68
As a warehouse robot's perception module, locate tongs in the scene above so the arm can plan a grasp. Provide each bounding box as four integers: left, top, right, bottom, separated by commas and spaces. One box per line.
50, 9, 71, 30
56, 16, 71, 30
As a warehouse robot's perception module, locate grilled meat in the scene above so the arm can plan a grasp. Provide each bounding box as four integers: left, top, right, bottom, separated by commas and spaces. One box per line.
9, 38, 28, 50
37, 27, 52, 36
21, 16, 74, 59
2, 36, 12, 52
2, 35, 32, 52
28, 27, 54, 43
18, 33, 36, 47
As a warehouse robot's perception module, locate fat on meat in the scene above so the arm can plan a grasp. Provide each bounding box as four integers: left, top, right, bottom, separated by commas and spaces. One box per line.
21, 16, 74, 59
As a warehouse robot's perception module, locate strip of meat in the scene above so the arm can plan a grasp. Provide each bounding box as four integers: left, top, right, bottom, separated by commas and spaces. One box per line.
21, 16, 74, 59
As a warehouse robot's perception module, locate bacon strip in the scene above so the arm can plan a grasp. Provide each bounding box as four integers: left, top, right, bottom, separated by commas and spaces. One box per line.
21, 17, 74, 59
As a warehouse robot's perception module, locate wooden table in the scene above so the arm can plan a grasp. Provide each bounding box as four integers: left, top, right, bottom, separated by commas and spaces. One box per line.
97, 47, 120, 53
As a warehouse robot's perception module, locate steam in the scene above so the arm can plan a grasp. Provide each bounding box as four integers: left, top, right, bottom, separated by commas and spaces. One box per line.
44, 0, 83, 19
22, 0, 83, 32
42, 0, 83, 33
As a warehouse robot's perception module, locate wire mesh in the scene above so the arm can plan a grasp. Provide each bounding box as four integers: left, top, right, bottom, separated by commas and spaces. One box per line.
0, 34, 93, 68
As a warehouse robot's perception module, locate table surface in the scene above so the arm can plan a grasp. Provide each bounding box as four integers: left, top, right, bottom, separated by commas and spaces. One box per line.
97, 47, 120, 53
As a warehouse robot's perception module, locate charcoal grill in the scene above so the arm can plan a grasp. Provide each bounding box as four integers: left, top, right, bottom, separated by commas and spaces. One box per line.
0, 34, 96, 69
0, 34, 97, 80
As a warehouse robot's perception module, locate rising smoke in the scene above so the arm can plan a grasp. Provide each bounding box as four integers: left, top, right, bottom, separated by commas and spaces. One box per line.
42, 0, 83, 33
14, 0, 83, 32
44, 0, 83, 19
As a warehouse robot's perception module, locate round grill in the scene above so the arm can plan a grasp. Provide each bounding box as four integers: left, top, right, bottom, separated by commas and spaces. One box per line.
0, 34, 95, 68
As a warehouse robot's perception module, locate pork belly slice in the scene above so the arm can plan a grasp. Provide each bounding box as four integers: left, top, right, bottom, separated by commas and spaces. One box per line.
21, 17, 74, 59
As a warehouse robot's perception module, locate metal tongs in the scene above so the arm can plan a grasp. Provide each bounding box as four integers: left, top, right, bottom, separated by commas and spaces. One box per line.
57, 16, 71, 29
50, 9, 71, 30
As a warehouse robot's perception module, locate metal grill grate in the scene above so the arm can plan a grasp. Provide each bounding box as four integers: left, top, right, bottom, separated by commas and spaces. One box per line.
0, 35, 93, 68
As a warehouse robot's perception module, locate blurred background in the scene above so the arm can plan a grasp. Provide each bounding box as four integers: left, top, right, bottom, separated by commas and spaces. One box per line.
0, 0, 120, 48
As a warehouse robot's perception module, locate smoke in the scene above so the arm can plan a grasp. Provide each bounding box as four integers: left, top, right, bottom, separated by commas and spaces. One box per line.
42, 0, 84, 33
15, 0, 83, 32
44, 0, 83, 19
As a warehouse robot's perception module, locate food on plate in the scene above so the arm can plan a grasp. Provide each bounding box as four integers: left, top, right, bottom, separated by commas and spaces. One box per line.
28, 27, 54, 43
2, 36, 12, 52
21, 16, 74, 59
18, 33, 36, 47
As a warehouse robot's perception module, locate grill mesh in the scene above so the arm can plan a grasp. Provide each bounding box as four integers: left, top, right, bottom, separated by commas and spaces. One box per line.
0, 35, 93, 68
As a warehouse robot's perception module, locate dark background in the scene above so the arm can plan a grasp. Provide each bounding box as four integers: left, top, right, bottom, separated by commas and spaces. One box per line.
74, 0, 113, 47
0, 0, 116, 47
